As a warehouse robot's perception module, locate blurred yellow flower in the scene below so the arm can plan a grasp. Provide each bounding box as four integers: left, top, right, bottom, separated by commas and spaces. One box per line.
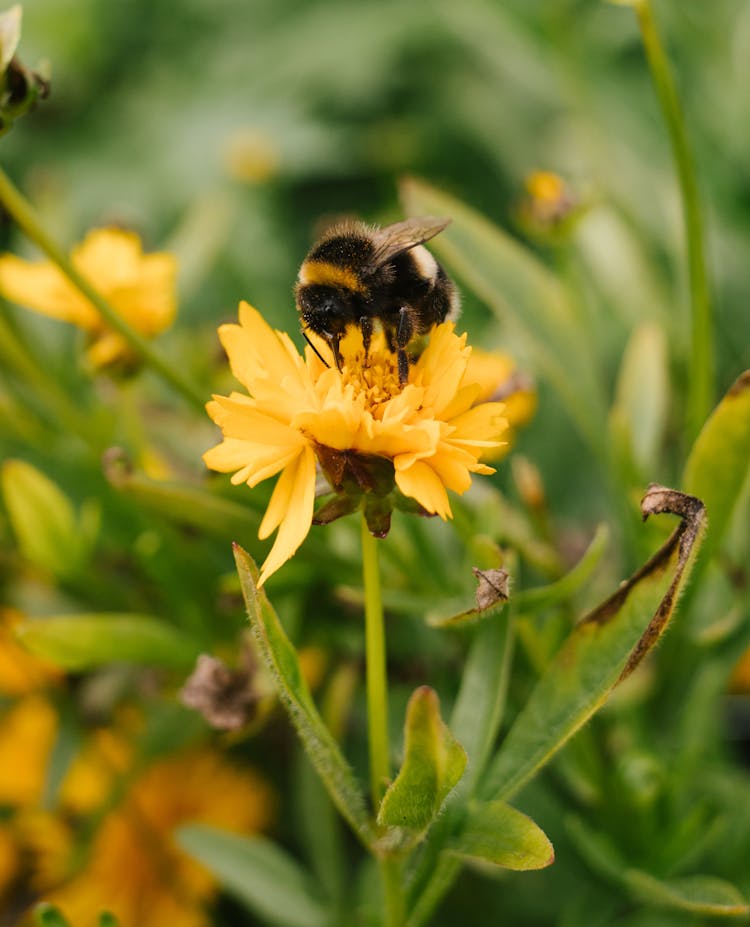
0, 824, 19, 899
0, 608, 62, 696
0, 227, 177, 368
223, 128, 279, 183
47, 749, 275, 927
466, 348, 536, 460
204, 302, 508, 583
0, 695, 57, 807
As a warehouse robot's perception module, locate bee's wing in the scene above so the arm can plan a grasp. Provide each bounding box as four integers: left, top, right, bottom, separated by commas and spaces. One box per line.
366, 216, 451, 271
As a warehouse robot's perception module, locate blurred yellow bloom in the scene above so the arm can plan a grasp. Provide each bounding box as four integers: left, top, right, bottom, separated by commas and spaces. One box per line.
0, 695, 57, 807
223, 128, 279, 183
47, 749, 275, 927
204, 302, 508, 583
0, 607, 62, 696
525, 170, 567, 208
518, 171, 580, 243
0, 227, 177, 368
466, 348, 536, 460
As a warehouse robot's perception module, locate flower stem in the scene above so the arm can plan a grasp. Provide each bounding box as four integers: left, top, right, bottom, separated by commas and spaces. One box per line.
361, 511, 389, 808
0, 166, 206, 411
361, 512, 405, 926
632, 0, 713, 439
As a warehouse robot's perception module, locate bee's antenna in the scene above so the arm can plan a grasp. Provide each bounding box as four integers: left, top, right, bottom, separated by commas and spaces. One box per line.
303, 331, 331, 368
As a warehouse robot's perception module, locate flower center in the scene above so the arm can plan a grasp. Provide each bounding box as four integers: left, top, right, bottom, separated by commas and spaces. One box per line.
340, 343, 403, 410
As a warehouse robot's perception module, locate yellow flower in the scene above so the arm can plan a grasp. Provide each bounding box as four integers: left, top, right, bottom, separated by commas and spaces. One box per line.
0, 695, 57, 807
0, 227, 177, 368
465, 347, 537, 460
46, 749, 275, 927
0, 607, 62, 696
204, 302, 508, 583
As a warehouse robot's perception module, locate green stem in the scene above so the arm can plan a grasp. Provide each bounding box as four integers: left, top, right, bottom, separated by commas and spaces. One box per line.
362, 511, 390, 808
361, 512, 405, 926
632, 0, 713, 439
0, 166, 206, 411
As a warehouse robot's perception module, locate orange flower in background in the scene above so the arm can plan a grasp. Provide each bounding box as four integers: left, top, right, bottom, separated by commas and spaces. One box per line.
0, 227, 177, 368
0, 608, 62, 696
47, 749, 275, 927
204, 301, 508, 583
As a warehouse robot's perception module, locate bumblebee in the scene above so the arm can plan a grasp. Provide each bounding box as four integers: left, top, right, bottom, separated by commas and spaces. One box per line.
295, 215, 459, 383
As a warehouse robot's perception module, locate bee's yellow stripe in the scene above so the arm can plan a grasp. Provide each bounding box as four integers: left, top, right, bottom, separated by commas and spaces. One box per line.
298, 261, 366, 293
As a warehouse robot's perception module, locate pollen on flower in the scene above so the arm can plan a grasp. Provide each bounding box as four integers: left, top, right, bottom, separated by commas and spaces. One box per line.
339, 334, 403, 413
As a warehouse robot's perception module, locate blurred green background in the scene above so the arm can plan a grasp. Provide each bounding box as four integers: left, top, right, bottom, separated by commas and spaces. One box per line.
2, 1, 750, 925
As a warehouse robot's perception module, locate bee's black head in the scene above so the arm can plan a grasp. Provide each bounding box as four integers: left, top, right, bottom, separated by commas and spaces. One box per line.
295, 284, 355, 338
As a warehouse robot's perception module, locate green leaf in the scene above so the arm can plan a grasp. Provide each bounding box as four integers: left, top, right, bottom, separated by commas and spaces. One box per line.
480, 485, 706, 803
610, 322, 670, 476
378, 687, 466, 847
567, 815, 749, 918
683, 370, 750, 569
233, 543, 373, 846
33, 905, 71, 927
400, 177, 607, 454
450, 612, 514, 794
448, 800, 554, 871
16, 613, 199, 670
178, 825, 329, 927
104, 454, 264, 542
625, 871, 749, 918
98, 915, 120, 927
1, 459, 89, 579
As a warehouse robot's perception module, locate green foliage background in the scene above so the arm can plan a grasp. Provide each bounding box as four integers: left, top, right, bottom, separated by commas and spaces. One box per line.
2, 1, 750, 926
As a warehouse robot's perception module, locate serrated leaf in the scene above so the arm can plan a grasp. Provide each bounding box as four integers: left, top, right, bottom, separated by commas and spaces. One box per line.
233, 543, 373, 846
1, 459, 88, 579
377, 687, 466, 848
17, 614, 199, 670
480, 485, 705, 803
683, 370, 750, 570
178, 825, 328, 927
400, 177, 607, 453
448, 800, 554, 871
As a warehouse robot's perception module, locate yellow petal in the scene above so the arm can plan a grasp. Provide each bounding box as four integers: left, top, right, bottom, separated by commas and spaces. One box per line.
203, 438, 301, 488
258, 445, 317, 584
394, 458, 452, 519
86, 331, 129, 368
225, 301, 308, 391
207, 395, 302, 445
0, 254, 96, 327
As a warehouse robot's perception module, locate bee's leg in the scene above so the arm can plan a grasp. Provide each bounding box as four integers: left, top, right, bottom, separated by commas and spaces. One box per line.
396, 307, 414, 385
359, 316, 373, 363
329, 334, 344, 372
